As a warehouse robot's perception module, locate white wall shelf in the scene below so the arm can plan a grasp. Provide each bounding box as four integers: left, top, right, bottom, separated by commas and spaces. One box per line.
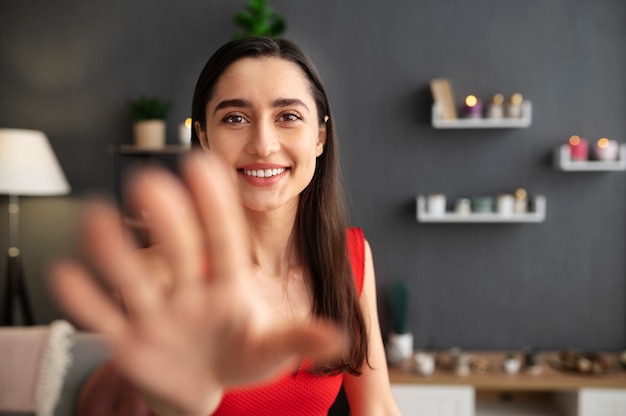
432, 101, 532, 129
416, 194, 546, 223
553, 144, 626, 171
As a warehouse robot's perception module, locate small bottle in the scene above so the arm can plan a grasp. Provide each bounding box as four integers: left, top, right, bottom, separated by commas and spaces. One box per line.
486, 93, 505, 119
506, 93, 524, 118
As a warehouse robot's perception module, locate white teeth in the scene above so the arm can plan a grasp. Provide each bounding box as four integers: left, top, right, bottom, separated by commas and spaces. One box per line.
242, 168, 286, 178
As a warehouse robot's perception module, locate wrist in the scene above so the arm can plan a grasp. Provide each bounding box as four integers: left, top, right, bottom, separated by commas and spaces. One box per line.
142, 386, 224, 416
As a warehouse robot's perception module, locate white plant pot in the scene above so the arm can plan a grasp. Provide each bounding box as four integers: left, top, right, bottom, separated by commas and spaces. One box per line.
503, 358, 521, 374
386, 332, 413, 366
133, 120, 166, 149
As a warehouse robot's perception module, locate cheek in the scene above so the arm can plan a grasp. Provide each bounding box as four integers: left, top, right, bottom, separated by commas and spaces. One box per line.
205, 134, 239, 158
299, 144, 320, 180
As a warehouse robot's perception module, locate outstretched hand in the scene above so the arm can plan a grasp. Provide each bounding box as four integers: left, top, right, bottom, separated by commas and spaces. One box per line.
50, 152, 346, 416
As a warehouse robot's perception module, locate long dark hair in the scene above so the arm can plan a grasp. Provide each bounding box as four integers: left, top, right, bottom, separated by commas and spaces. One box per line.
191, 37, 368, 375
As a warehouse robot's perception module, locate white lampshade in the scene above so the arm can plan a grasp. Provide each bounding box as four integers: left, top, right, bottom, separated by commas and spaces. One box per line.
0, 128, 70, 196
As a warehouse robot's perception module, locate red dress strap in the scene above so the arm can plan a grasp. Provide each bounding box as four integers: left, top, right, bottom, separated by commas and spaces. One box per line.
346, 227, 365, 296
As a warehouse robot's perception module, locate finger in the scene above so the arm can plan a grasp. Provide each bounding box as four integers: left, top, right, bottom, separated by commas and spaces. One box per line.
181, 152, 252, 281
215, 320, 348, 386
127, 168, 202, 287
80, 200, 161, 316
49, 259, 129, 340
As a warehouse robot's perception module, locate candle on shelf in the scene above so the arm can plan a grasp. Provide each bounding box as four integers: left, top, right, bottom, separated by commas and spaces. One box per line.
178, 117, 192, 145
462, 95, 483, 119
427, 194, 446, 216
505, 93, 524, 118
568, 135, 588, 161
496, 194, 514, 216
486, 93, 505, 119
513, 188, 528, 214
593, 137, 619, 161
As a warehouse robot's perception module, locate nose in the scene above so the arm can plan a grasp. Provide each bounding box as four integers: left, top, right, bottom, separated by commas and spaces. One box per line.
246, 120, 280, 157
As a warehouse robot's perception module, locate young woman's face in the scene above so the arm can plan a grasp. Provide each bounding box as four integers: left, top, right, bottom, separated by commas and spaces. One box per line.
197, 57, 326, 214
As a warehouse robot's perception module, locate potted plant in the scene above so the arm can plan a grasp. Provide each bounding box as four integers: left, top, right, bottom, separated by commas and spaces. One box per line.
385, 280, 413, 366
233, 0, 286, 39
129, 95, 171, 149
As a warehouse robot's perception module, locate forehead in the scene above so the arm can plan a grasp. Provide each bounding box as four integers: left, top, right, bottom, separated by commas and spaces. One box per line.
212, 56, 314, 103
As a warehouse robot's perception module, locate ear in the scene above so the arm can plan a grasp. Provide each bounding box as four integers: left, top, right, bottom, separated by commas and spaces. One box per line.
316, 122, 327, 157
194, 121, 210, 151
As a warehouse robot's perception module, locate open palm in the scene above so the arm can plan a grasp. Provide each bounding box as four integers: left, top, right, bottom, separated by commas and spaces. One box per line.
51, 152, 344, 415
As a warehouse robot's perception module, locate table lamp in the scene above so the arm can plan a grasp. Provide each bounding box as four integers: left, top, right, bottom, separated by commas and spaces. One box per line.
0, 129, 70, 326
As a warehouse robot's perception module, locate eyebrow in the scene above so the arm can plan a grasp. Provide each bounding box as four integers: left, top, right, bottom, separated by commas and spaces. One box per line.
213, 98, 309, 114
271, 98, 309, 111
214, 99, 252, 113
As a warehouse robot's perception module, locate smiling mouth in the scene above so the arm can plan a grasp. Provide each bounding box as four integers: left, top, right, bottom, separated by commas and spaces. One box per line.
240, 168, 287, 178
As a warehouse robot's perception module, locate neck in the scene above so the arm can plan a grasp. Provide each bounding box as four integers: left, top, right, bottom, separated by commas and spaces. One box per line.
245, 205, 299, 279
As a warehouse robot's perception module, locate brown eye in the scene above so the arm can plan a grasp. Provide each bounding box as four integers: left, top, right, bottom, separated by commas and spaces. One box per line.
223, 115, 246, 124
279, 112, 302, 122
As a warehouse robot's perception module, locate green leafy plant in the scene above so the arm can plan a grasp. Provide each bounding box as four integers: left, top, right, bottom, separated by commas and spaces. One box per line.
129, 95, 171, 121
233, 0, 286, 39
389, 281, 409, 334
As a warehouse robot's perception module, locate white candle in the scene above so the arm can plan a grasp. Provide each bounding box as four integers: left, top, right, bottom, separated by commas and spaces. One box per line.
427, 194, 446, 216
178, 118, 192, 145
593, 138, 619, 161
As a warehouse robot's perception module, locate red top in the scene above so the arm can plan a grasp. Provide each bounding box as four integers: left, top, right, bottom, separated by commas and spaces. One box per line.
211, 227, 365, 416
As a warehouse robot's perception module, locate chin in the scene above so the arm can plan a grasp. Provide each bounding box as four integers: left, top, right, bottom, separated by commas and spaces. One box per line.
242, 196, 299, 215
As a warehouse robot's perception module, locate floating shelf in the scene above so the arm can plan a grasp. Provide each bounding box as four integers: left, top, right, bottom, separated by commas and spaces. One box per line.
432, 101, 532, 129
553, 143, 626, 171
416, 194, 546, 223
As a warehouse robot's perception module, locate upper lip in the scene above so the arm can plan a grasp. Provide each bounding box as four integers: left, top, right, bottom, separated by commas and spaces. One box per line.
238, 163, 289, 170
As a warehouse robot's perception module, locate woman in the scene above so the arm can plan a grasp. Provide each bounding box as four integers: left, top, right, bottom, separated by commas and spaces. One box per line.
52, 37, 400, 416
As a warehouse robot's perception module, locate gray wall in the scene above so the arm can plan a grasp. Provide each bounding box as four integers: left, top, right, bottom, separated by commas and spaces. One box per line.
1, 0, 625, 351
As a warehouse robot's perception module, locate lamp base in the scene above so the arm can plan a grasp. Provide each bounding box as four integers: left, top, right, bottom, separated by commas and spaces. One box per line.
1, 253, 34, 326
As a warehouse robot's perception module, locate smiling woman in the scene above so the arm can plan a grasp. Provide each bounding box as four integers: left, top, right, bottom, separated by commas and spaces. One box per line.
51, 37, 401, 416
196, 55, 326, 214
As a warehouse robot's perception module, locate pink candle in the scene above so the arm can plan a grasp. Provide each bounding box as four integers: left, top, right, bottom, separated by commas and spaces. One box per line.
463, 95, 483, 118
568, 135, 588, 161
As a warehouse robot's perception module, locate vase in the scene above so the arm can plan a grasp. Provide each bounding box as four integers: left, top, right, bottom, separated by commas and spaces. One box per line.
133, 120, 166, 149
386, 332, 413, 366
